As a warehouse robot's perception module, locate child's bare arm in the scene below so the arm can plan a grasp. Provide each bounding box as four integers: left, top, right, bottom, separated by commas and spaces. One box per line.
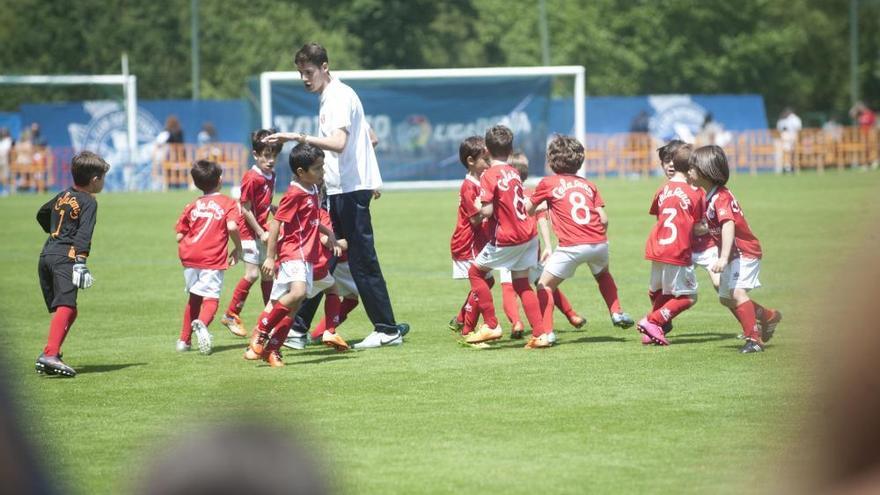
711, 221, 735, 273
175, 232, 184, 242
240, 200, 268, 242
261, 219, 281, 278
537, 215, 553, 262
318, 224, 342, 257
596, 206, 609, 227
226, 221, 242, 266
479, 201, 494, 219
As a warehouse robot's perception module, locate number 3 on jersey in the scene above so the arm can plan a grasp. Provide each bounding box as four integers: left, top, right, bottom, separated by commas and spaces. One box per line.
568, 191, 591, 225
658, 208, 677, 245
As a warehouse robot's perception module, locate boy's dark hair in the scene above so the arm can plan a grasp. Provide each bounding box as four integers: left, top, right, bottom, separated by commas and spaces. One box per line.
71, 151, 110, 187
509, 151, 529, 181
294, 43, 329, 67
289, 143, 324, 176
191, 160, 222, 193
689, 145, 729, 186
657, 139, 687, 164
671, 144, 694, 174
547, 135, 585, 175
458, 136, 485, 169
485, 125, 513, 159
251, 129, 282, 156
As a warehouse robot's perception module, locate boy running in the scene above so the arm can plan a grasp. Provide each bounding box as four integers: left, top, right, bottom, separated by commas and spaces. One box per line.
35, 151, 110, 377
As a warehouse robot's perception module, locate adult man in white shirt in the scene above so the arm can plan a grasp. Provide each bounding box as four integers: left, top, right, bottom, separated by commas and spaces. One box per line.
265, 43, 408, 348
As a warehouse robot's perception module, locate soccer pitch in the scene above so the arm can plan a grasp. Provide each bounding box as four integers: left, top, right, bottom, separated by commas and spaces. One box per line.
1, 171, 878, 494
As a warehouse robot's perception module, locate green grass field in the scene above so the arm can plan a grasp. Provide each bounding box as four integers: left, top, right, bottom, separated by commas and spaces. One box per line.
1, 170, 878, 494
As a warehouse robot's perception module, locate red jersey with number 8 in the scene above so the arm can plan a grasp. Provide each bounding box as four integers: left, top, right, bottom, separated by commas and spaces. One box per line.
480, 164, 535, 247
531, 174, 607, 246
645, 179, 705, 266
706, 186, 762, 260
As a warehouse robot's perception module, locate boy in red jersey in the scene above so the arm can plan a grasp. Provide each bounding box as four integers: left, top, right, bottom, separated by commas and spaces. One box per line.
34, 151, 110, 377
464, 125, 549, 348
175, 160, 243, 355
502, 151, 586, 340
448, 136, 494, 336
245, 143, 340, 367
527, 135, 634, 339
638, 145, 704, 345
221, 130, 282, 337
688, 145, 782, 353
656, 140, 719, 337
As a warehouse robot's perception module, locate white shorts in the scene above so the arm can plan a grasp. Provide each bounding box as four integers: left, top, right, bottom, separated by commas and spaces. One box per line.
544, 243, 609, 280
718, 257, 762, 299
474, 237, 539, 272
308, 273, 335, 299
241, 239, 266, 265
334, 262, 359, 297
498, 265, 540, 284
183, 268, 224, 299
452, 259, 496, 280
692, 247, 719, 270
269, 260, 313, 301
649, 261, 698, 296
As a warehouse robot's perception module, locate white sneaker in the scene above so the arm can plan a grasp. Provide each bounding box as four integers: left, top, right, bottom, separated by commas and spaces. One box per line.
283, 330, 308, 350
191, 320, 212, 355
353, 330, 403, 349
547, 331, 557, 344
176, 340, 191, 352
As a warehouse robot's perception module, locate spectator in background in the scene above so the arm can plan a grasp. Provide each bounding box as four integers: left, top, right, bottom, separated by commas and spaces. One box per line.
697, 113, 732, 148
198, 122, 217, 146
849, 101, 876, 134
29, 123, 47, 147
822, 114, 844, 143
156, 115, 184, 145
776, 107, 802, 173
629, 110, 650, 133
0, 128, 11, 194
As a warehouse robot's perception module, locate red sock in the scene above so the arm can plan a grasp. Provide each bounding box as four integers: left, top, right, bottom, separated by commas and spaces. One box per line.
537, 286, 555, 334
226, 278, 254, 316
323, 294, 341, 334
180, 293, 203, 343
260, 280, 273, 305
512, 278, 545, 336
501, 282, 521, 325
649, 290, 661, 310
552, 288, 574, 316
595, 271, 622, 314
58, 308, 77, 348
198, 297, 219, 327
455, 293, 469, 325
43, 305, 76, 356
267, 316, 294, 351
733, 300, 760, 341
258, 302, 291, 333
462, 291, 480, 335
648, 296, 694, 326
468, 265, 497, 328
751, 301, 767, 322
313, 297, 360, 338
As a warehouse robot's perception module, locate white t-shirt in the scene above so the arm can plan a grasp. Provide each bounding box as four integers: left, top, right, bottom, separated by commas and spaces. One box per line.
319, 78, 382, 195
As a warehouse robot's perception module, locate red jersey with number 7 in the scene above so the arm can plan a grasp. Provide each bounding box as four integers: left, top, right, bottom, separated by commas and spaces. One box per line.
531, 174, 607, 246
176, 193, 241, 270
480, 164, 535, 247
705, 186, 762, 260
645, 179, 705, 266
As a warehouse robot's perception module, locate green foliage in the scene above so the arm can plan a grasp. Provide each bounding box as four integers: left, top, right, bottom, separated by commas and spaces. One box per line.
0, 0, 877, 119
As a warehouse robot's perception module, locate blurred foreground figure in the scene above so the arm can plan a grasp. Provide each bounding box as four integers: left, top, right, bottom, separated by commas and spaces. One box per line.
134, 423, 328, 495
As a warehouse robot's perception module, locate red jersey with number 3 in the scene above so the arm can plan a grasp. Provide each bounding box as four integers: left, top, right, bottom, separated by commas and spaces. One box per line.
176, 193, 241, 270
480, 164, 535, 247
450, 175, 489, 260
274, 182, 321, 264
237, 167, 275, 241
706, 186, 762, 260
531, 174, 607, 246
645, 179, 705, 266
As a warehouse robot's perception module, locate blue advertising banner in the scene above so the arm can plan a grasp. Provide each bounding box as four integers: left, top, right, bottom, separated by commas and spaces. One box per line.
19, 100, 249, 191
252, 76, 555, 185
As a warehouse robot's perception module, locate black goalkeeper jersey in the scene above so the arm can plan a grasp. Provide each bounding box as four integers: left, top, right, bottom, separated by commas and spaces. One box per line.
36, 188, 98, 259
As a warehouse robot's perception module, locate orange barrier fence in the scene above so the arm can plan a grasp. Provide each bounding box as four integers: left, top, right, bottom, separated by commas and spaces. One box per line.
3, 146, 52, 193
581, 127, 879, 177
152, 143, 248, 190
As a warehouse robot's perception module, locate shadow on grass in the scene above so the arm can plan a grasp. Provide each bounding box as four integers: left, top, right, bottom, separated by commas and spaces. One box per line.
668, 332, 737, 345
209, 343, 248, 354
564, 335, 628, 345
75, 362, 147, 374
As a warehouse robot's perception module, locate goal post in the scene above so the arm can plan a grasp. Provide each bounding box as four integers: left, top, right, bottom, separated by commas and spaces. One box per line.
0, 73, 138, 168
258, 66, 585, 187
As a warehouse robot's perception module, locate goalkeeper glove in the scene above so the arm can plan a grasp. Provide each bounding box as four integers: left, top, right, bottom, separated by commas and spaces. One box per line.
72, 261, 94, 289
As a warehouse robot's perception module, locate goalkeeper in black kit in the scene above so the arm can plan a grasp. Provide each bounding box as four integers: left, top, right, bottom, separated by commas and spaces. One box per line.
35, 151, 109, 377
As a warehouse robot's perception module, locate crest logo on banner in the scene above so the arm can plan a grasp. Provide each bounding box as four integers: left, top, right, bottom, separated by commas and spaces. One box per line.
647, 95, 707, 142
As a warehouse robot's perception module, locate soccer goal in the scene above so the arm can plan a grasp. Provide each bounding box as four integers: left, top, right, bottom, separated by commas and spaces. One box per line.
0, 73, 138, 167
258, 66, 585, 188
